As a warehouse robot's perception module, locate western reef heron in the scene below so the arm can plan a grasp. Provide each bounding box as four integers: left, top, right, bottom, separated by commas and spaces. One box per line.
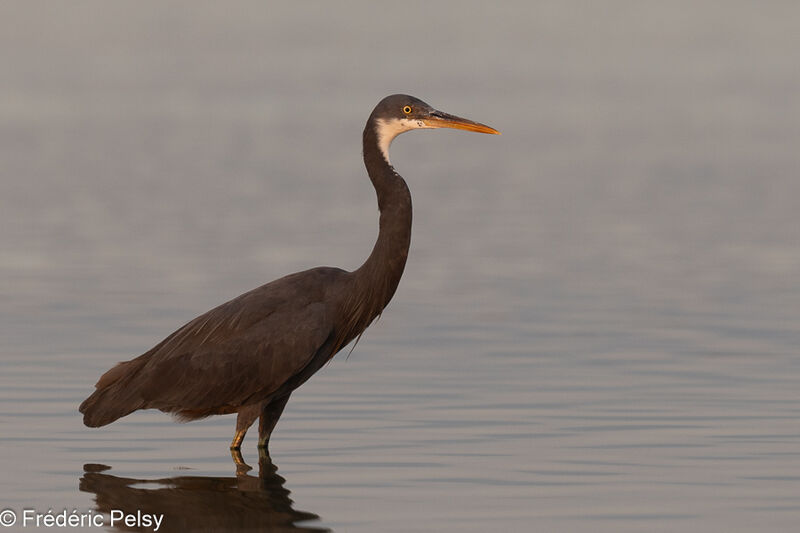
79, 94, 499, 451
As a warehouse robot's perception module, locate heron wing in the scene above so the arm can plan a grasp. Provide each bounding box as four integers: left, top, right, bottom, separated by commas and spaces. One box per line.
126, 267, 344, 415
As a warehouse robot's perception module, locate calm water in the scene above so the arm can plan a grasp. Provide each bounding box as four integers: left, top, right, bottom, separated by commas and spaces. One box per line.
2, 2, 800, 532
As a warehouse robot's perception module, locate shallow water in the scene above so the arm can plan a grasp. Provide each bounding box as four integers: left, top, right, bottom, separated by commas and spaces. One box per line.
1, 2, 800, 532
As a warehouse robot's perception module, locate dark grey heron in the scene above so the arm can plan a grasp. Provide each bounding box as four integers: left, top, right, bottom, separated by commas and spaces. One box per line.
79, 94, 499, 451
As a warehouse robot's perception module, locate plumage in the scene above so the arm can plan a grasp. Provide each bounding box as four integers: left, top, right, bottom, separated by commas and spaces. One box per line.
79, 94, 499, 450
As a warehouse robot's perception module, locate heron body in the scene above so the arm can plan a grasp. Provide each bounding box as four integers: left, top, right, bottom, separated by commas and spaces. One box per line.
79, 95, 499, 450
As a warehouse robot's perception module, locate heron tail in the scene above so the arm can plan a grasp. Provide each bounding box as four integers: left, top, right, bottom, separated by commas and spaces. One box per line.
79, 358, 147, 427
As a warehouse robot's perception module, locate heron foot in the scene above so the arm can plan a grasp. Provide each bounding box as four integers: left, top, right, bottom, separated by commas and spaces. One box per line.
229, 448, 252, 475
257, 446, 271, 463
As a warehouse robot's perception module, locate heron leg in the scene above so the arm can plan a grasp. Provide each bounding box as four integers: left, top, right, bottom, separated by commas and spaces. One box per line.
229, 448, 253, 475
230, 403, 261, 450
257, 394, 291, 448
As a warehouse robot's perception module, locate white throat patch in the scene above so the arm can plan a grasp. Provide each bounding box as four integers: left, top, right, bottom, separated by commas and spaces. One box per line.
375, 117, 428, 164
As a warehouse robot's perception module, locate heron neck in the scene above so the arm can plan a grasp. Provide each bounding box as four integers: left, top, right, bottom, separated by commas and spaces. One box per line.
354, 123, 413, 312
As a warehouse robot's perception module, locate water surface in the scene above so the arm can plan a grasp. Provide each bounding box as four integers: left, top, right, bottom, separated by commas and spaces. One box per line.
1, 2, 799, 532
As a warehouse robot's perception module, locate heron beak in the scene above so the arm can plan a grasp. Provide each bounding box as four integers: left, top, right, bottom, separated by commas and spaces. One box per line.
422, 110, 501, 135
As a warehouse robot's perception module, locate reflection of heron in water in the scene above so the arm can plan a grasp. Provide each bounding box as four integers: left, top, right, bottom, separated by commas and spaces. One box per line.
79, 450, 329, 532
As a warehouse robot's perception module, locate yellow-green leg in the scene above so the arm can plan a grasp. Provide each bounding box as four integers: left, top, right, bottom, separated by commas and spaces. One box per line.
230, 403, 260, 450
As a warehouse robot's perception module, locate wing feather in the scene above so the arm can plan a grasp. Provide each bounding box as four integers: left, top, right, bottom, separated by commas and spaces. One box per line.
114, 268, 345, 417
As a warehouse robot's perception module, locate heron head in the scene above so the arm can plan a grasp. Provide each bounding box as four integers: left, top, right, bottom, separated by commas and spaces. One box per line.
370, 94, 499, 163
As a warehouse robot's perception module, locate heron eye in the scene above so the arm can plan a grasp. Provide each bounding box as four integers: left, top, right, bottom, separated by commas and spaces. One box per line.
403, 105, 412, 114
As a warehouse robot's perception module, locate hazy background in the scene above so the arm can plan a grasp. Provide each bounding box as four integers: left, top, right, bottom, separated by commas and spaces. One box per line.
1, 2, 799, 532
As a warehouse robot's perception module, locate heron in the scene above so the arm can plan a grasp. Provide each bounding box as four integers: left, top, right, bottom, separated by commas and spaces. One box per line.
79, 94, 499, 451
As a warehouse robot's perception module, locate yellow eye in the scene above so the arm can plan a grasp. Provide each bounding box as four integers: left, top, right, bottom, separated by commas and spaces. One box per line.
403, 105, 412, 114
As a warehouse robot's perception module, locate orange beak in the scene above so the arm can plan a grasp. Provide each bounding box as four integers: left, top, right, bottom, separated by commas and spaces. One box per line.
422, 110, 500, 135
